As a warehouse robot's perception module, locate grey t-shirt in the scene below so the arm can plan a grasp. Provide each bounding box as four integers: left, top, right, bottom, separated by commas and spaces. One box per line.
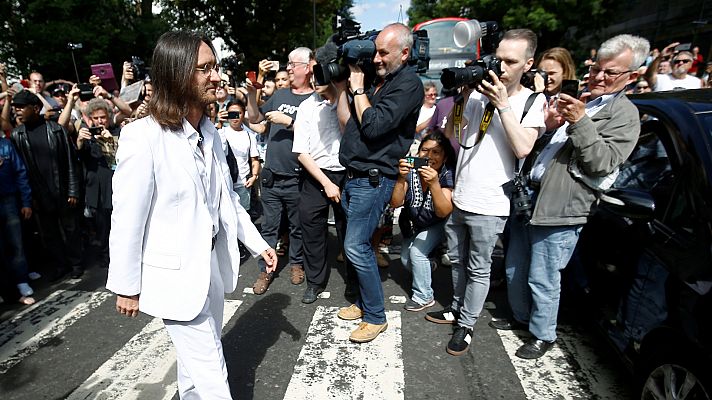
260, 88, 313, 176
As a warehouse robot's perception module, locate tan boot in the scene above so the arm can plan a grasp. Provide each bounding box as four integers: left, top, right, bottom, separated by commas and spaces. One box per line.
290, 264, 305, 285
253, 272, 273, 295
349, 321, 388, 343
337, 304, 363, 320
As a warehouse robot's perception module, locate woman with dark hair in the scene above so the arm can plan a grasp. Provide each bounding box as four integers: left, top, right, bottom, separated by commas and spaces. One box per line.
391, 131, 455, 311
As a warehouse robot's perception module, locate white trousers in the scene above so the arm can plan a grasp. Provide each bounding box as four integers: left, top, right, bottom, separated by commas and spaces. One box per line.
164, 251, 232, 399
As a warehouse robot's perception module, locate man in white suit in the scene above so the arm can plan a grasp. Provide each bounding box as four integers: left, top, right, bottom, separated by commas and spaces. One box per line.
107, 31, 277, 399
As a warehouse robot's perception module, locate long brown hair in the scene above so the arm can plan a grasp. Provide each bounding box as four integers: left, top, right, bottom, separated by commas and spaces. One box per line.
148, 30, 216, 131
537, 47, 576, 81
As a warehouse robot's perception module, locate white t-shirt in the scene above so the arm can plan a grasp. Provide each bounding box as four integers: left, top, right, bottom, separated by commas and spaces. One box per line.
219, 125, 258, 184
292, 94, 344, 171
654, 74, 702, 91
452, 88, 546, 216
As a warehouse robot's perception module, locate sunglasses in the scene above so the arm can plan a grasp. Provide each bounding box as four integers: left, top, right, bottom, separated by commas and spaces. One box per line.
673, 59, 692, 65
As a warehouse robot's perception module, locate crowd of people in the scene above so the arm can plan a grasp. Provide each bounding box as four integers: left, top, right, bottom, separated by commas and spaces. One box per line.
0, 21, 708, 398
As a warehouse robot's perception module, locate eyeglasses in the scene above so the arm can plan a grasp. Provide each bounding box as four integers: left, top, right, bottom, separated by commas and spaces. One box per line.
195, 63, 220, 76
589, 65, 632, 79
287, 61, 308, 68
673, 59, 692, 65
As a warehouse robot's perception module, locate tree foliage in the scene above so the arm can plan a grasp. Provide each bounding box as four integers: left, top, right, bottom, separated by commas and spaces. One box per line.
158, 0, 353, 75
407, 0, 618, 60
0, 0, 167, 81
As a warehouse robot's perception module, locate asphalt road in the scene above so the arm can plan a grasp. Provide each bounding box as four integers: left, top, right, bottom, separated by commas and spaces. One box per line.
0, 225, 635, 400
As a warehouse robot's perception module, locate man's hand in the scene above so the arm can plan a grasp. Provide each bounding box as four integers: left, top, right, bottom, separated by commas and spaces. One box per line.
93, 85, 110, 99
67, 196, 78, 207
135, 101, 148, 118
226, 85, 236, 97
261, 248, 278, 273
217, 109, 229, 122
661, 42, 680, 59
323, 181, 341, 203
123, 61, 134, 82
68, 85, 80, 102
245, 175, 257, 188
77, 127, 92, 147
477, 71, 510, 109
348, 64, 365, 92
258, 59, 272, 76
116, 294, 140, 317
264, 111, 292, 126
544, 97, 564, 131
20, 207, 32, 220
557, 93, 587, 124
89, 75, 102, 87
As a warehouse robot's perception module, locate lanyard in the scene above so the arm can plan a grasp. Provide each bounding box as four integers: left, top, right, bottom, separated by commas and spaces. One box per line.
453, 96, 495, 150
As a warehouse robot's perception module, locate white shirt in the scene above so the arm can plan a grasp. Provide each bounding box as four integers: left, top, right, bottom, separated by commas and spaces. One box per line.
530, 93, 614, 182
181, 117, 221, 237
452, 88, 546, 216
654, 73, 702, 91
292, 94, 344, 171
219, 124, 258, 185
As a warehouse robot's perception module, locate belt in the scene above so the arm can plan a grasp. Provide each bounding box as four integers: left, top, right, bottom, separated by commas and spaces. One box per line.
211, 234, 218, 250
346, 168, 396, 180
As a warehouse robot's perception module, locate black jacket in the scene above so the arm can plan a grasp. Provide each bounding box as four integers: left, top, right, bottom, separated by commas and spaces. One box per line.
10, 120, 81, 212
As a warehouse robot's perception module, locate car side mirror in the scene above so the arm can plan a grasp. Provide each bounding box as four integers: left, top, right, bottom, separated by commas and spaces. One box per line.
598, 189, 656, 220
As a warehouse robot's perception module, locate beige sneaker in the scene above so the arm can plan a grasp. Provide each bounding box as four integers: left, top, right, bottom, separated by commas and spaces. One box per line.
290, 264, 305, 285
253, 272, 273, 295
337, 304, 363, 320
349, 321, 388, 343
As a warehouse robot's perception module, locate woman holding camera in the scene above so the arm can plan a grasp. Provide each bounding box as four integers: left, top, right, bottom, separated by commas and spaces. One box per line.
391, 131, 455, 311
534, 47, 577, 99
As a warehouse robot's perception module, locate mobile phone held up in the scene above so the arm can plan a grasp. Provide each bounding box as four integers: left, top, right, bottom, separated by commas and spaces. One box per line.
226, 111, 241, 120
560, 79, 579, 99
246, 71, 264, 89
406, 156, 429, 170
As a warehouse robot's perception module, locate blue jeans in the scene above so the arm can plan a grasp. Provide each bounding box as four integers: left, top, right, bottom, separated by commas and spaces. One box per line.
505, 217, 582, 342
233, 184, 251, 211
342, 176, 395, 325
400, 221, 445, 304
0, 195, 29, 284
446, 208, 506, 329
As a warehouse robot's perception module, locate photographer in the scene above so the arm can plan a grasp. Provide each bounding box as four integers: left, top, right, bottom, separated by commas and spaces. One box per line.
77, 98, 120, 268
491, 34, 649, 360
335, 23, 424, 343
426, 29, 546, 357
391, 131, 454, 312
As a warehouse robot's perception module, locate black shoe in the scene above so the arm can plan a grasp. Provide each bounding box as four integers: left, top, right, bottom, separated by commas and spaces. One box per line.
425, 306, 459, 325
488, 319, 528, 331
404, 298, 435, 312
446, 326, 473, 356
515, 337, 555, 359
70, 266, 84, 279
301, 286, 324, 304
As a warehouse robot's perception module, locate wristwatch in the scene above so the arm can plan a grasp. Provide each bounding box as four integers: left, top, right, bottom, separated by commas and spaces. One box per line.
353, 88, 366, 96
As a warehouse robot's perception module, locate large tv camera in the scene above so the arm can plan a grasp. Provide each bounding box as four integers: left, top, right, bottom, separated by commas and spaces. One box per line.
313, 16, 430, 87
440, 20, 502, 89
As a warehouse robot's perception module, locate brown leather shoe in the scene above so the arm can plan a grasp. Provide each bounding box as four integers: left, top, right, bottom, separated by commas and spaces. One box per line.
376, 252, 389, 268
253, 272, 273, 295
290, 264, 305, 285
337, 304, 363, 320
349, 321, 388, 343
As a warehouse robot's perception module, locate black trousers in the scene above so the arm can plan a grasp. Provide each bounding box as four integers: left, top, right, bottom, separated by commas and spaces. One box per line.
33, 204, 82, 272
298, 169, 356, 289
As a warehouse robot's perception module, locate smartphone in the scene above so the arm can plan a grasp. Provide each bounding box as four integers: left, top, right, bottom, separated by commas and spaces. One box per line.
406, 156, 429, 170
91, 63, 118, 92
88, 126, 103, 135
270, 61, 280, 71
78, 83, 95, 102
227, 111, 241, 119
246, 71, 264, 89
560, 79, 579, 98
674, 43, 692, 52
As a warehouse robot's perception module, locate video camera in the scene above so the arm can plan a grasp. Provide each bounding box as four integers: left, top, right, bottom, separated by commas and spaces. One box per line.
313, 15, 430, 87
440, 20, 502, 89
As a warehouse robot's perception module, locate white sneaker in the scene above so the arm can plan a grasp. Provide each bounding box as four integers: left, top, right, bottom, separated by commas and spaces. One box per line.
28, 272, 42, 280
17, 282, 34, 297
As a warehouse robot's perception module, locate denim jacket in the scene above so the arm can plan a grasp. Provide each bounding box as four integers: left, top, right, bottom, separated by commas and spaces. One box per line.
0, 137, 32, 207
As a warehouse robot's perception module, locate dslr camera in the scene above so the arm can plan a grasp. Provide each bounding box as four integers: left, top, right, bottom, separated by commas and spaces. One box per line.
313, 15, 430, 87
440, 20, 502, 89
504, 173, 533, 221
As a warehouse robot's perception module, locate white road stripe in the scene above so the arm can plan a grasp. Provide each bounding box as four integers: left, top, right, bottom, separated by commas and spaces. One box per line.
389, 295, 407, 304
497, 324, 629, 399
283, 306, 404, 400
0, 290, 112, 374
67, 299, 242, 400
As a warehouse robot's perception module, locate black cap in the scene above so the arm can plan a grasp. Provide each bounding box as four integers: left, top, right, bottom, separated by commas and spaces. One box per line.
10, 91, 42, 107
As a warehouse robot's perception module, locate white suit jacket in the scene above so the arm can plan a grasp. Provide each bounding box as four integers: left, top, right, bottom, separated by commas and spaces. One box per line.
106, 116, 269, 321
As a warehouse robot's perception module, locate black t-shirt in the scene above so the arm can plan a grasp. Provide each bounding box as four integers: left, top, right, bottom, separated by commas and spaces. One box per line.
260, 88, 313, 176
339, 65, 424, 177
25, 120, 57, 194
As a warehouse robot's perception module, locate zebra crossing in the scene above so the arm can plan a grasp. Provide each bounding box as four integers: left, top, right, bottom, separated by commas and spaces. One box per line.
0, 288, 633, 399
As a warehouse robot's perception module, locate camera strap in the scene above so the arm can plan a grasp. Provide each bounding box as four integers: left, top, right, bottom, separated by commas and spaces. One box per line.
453, 98, 495, 150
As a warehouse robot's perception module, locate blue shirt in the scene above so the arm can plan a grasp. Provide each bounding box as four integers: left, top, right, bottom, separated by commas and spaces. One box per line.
0, 137, 32, 207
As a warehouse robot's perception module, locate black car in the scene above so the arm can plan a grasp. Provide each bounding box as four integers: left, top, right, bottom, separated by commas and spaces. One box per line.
575, 89, 712, 400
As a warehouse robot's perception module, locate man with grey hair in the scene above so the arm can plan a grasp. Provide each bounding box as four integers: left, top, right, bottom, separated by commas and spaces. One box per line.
246, 46, 315, 294
645, 42, 702, 91
336, 22, 423, 343
490, 33, 649, 359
